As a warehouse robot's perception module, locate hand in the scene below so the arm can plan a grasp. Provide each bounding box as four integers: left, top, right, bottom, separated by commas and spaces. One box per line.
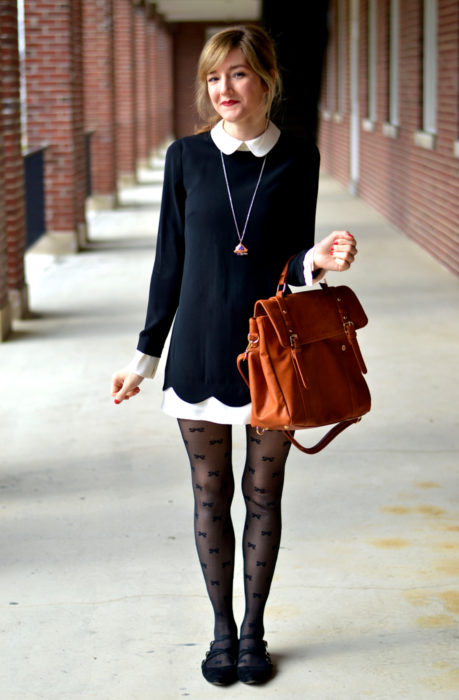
313, 231, 357, 272
111, 369, 144, 404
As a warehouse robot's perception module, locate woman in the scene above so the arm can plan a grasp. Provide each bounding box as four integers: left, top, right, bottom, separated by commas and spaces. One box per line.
111, 25, 357, 686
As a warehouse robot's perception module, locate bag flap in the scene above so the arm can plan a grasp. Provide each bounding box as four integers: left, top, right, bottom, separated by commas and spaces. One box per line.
254, 285, 368, 348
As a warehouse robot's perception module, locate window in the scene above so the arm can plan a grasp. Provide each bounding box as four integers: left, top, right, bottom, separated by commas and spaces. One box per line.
335, 0, 345, 120
415, 0, 438, 149
322, 5, 334, 120
322, 0, 345, 123
383, 0, 399, 138
363, 0, 377, 131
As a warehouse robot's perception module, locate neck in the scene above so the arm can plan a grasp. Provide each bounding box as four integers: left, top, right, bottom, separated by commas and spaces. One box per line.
223, 117, 268, 142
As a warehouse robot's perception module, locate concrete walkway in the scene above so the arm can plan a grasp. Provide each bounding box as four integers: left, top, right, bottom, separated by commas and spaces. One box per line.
1, 155, 459, 700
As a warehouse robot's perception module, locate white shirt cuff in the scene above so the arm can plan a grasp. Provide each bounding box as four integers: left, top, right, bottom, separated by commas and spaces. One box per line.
303, 246, 326, 286
126, 350, 160, 379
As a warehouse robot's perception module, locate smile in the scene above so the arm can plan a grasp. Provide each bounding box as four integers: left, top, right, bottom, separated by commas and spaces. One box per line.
220, 100, 239, 106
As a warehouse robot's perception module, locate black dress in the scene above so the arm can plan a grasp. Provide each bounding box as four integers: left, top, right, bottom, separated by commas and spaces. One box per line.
137, 129, 320, 407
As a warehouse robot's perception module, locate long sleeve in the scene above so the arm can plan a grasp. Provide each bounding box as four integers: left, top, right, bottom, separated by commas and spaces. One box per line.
137, 141, 186, 357
286, 143, 321, 286
126, 350, 160, 378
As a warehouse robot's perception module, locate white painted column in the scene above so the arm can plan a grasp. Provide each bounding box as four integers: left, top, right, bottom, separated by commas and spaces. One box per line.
349, 0, 360, 195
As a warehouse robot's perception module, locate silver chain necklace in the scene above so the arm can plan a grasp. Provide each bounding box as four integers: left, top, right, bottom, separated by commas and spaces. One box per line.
220, 150, 267, 256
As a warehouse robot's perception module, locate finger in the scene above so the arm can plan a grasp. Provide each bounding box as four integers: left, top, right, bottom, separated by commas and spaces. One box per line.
334, 258, 351, 270
111, 380, 123, 396
333, 251, 355, 270
111, 370, 126, 393
331, 245, 357, 262
332, 231, 356, 245
332, 238, 357, 250
330, 230, 354, 242
334, 250, 355, 264
114, 381, 130, 404
114, 378, 141, 404
334, 255, 349, 265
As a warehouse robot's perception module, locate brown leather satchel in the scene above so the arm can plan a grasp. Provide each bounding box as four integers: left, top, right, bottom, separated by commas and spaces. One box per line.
237, 260, 371, 454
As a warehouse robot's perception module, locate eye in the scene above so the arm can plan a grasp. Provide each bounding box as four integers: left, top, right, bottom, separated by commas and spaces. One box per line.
207, 75, 218, 84
233, 71, 246, 79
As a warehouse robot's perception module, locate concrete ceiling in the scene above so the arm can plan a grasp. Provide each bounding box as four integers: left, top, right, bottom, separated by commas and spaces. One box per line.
154, 0, 261, 23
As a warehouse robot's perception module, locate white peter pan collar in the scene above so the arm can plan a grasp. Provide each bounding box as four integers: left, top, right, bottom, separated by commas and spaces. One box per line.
210, 119, 281, 157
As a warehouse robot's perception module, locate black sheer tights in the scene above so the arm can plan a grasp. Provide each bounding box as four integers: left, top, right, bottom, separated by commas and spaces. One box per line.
178, 419, 237, 647
178, 419, 292, 666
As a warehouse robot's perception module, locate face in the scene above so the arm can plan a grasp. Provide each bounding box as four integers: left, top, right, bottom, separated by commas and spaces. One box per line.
206, 48, 268, 130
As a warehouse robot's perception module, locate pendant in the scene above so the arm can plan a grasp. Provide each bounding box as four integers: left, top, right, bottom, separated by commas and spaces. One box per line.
233, 243, 248, 256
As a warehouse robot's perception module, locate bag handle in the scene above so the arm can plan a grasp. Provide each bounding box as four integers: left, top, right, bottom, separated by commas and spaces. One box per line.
276, 256, 328, 298
276, 258, 291, 297
237, 351, 251, 388
282, 418, 361, 454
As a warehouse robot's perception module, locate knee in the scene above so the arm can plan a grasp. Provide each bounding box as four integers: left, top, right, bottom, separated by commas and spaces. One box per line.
195, 474, 235, 507
242, 483, 283, 512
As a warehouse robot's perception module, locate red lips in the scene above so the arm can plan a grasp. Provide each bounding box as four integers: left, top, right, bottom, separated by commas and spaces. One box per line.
221, 100, 238, 106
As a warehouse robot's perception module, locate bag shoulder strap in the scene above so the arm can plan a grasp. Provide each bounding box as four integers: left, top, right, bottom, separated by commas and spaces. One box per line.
283, 418, 361, 454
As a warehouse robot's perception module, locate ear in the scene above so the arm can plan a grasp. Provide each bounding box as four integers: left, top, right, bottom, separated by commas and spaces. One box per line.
262, 68, 277, 93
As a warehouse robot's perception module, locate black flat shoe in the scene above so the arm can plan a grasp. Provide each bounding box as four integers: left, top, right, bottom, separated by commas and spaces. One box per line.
201, 634, 238, 686
237, 634, 273, 685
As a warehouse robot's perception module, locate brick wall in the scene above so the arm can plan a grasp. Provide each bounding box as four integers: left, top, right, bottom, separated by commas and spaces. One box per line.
147, 11, 173, 153
113, 0, 136, 182
83, 0, 117, 202
173, 23, 208, 138
0, 41, 9, 339
0, 112, 5, 309
0, 0, 27, 308
319, 0, 352, 183
155, 19, 173, 146
134, 3, 150, 164
319, 0, 459, 276
24, 0, 86, 244
71, 0, 86, 243
0, 132, 6, 314
147, 9, 157, 152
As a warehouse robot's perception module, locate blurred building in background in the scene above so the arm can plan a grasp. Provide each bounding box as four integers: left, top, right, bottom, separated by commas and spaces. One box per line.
0, 0, 457, 342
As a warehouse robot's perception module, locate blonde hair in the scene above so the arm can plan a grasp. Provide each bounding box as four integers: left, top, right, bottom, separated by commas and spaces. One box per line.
195, 25, 281, 132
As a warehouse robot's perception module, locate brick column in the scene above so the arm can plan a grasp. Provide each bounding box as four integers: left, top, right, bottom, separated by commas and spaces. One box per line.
114, 0, 137, 185
83, 0, 118, 210
0, 0, 29, 319
134, 1, 150, 167
24, 0, 87, 253
156, 20, 173, 146
149, 12, 173, 152
173, 23, 210, 138
146, 7, 158, 156
0, 45, 11, 341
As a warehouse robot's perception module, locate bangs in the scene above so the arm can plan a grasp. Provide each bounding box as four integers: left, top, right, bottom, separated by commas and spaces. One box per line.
198, 38, 240, 80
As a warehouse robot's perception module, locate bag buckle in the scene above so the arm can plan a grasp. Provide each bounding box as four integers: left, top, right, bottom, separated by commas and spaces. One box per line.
244, 334, 259, 358
289, 333, 299, 348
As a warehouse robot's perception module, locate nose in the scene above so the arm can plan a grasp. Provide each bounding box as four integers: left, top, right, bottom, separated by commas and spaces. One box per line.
220, 75, 233, 94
